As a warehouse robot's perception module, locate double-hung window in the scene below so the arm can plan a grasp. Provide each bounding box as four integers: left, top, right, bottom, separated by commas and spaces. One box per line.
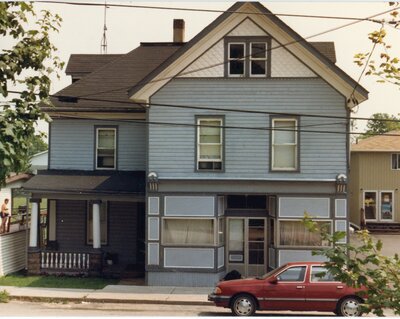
226, 37, 270, 77
271, 118, 298, 171
96, 128, 116, 169
197, 118, 223, 171
392, 153, 400, 170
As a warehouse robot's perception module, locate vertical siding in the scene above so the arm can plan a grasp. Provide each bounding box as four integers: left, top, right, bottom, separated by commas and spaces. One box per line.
50, 120, 146, 171
150, 78, 347, 180
0, 230, 27, 276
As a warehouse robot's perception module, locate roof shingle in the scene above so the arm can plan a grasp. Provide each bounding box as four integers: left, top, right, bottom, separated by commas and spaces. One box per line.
352, 130, 400, 152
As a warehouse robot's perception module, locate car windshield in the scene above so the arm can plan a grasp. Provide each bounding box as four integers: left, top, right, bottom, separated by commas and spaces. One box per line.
258, 264, 287, 280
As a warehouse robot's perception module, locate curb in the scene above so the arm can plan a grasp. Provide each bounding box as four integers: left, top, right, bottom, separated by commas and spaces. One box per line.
10, 295, 213, 306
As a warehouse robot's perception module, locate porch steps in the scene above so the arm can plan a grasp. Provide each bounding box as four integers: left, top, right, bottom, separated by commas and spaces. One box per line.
366, 222, 400, 233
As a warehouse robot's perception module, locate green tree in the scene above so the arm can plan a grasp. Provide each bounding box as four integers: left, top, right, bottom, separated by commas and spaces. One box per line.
0, 2, 62, 186
304, 216, 400, 316
361, 112, 400, 138
26, 133, 48, 157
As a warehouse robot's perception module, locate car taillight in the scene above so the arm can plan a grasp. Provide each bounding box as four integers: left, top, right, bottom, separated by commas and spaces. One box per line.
214, 287, 222, 294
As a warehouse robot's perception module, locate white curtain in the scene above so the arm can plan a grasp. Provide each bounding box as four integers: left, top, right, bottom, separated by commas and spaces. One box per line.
164, 219, 214, 245
280, 221, 328, 246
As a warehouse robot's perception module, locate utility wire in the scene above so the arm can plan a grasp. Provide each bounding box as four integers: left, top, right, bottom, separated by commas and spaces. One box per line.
34, 0, 391, 24
67, 6, 398, 100
6, 90, 400, 124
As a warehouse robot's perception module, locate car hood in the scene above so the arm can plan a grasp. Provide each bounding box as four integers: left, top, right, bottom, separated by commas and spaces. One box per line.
219, 277, 263, 288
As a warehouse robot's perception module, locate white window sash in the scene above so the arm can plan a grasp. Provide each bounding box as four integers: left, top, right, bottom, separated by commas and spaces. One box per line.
228, 42, 246, 77
271, 119, 298, 170
96, 128, 116, 170
197, 119, 223, 166
249, 42, 268, 77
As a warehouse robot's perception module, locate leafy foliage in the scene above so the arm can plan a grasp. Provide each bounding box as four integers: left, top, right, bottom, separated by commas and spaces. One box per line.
360, 112, 400, 139
0, 289, 9, 303
354, 4, 400, 86
303, 215, 400, 316
0, 2, 63, 186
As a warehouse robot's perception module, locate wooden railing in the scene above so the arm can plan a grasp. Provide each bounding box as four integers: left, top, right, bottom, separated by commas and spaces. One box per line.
41, 252, 90, 270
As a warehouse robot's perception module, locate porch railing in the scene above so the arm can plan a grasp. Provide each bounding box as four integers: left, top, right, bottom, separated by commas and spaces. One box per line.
41, 252, 90, 270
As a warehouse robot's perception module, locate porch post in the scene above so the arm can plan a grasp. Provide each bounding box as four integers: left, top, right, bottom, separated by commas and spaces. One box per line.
29, 199, 40, 248
92, 200, 101, 249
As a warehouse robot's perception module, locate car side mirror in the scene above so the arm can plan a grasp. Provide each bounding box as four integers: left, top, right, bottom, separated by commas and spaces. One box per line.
268, 277, 278, 284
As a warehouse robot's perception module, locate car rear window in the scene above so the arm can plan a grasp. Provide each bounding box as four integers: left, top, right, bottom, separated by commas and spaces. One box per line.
310, 266, 336, 282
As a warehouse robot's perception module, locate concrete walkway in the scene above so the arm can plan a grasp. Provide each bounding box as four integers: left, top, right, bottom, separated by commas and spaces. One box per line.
0, 285, 213, 306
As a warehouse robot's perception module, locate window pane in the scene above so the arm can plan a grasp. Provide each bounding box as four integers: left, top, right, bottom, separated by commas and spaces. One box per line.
248, 219, 265, 265
200, 122, 221, 143
311, 266, 335, 282
230, 60, 244, 75
364, 192, 377, 220
274, 145, 295, 168
393, 154, 400, 169
381, 192, 393, 220
218, 218, 225, 245
163, 219, 214, 245
251, 43, 266, 58
98, 130, 115, 149
279, 221, 330, 246
199, 145, 221, 159
229, 44, 245, 59
274, 121, 296, 144
229, 219, 244, 251
278, 266, 306, 282
251, 60, 266, 75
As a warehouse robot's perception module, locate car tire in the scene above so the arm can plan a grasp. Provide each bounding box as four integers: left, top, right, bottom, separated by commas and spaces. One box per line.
231, 294, 256, 316
336, 296, 362, 317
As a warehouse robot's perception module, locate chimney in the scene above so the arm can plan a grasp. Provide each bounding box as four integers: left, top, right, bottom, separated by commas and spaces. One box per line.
173, 19, 185, 43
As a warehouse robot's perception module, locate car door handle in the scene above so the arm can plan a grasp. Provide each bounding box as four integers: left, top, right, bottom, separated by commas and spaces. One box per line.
296, 286, 305, 289
336, 285, 344, 289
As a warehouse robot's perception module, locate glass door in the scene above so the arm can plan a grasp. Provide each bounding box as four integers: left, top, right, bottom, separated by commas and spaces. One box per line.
227, 218, 266, 277
364, 191, 377, 221
380, 192, 394, 221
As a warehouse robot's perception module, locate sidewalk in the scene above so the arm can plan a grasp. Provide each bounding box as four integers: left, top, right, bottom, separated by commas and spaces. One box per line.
0, 285, 213, 306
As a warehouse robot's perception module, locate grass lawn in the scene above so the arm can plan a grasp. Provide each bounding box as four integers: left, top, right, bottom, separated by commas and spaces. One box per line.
0, 272, 118, 289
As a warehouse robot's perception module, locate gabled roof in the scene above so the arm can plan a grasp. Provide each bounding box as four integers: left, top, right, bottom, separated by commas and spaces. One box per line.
47, 43, 183, 111
129, 2, 368, 106
352, 130, 400, 152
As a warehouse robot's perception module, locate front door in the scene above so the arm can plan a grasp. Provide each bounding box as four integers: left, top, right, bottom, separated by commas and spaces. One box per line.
227, 218, 266, 277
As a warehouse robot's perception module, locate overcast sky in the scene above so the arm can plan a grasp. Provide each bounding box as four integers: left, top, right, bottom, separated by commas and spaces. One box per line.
13, 1, 400, 134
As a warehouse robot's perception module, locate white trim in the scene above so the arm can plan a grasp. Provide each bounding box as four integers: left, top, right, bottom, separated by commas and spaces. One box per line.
148, 197, 160, 216
335, 199, 347, 218
271, 118, 298, 171
279, 197, 330, 218
95, 127, 116, 170
148, 217, 160, 241
159, 177, 336, 182
249, 41, 268, 77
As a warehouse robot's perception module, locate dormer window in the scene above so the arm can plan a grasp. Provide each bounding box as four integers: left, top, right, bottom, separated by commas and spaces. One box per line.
225, 37, 270, 78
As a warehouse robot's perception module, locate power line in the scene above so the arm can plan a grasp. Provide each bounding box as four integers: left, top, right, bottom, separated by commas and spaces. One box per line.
6, 90, 400, 124
68, 6, 397, 100
34, 0, 391, 24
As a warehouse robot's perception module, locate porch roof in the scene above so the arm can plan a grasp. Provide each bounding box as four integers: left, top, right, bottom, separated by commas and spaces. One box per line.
22, 170, 146, 195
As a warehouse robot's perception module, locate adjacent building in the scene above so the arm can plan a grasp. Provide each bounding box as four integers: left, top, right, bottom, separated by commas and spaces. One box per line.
23, 2, 368, 286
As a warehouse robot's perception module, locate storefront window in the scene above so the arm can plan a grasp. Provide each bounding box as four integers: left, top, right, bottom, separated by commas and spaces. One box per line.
279, 220, 331, 247
163, 219, 215, 245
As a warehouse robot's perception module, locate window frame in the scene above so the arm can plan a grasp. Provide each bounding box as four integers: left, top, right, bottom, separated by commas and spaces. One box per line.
271, 117, 299, 172
196, 116, 224, 172
225, 36, 271, 78
161, 217, 217, 247
227, 42, 246, 77
392, 153, 400, 170
86, 201, 108, 245
277, 219, 332, 248
95, 126, 117, 170
249, 42, 268, 77
275, 265, 307, 283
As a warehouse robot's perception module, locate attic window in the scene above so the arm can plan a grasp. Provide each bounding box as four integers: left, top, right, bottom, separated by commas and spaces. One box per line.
225, 37, 270, 78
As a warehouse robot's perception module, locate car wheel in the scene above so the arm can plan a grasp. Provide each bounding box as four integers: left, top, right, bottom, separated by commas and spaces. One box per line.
337, 296, 362, 317
231, 294, 256, 316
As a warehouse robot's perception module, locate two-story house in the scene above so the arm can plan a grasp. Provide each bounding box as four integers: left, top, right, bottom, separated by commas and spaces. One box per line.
349, 131, 400, 232
23, 2, 368, 286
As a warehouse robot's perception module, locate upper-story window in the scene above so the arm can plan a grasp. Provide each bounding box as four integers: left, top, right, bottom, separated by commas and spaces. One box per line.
96, 127, 117, 170
197, 118, 223, 171
226, 37, 270, 77
271, 118, 298, 171
392, 153, 400, 170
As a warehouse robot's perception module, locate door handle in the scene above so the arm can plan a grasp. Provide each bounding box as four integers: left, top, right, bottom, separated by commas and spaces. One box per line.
337, 285, 344, 289
296, 286, 305, 289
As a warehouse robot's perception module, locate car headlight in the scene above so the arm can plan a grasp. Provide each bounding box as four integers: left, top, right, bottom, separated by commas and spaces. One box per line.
213, 287, 222, 295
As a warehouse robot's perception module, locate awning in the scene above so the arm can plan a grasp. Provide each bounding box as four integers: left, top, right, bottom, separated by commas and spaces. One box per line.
23, 170, 145, 195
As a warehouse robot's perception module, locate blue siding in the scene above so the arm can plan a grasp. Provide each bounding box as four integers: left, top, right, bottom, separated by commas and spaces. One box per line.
149, 78, 347, 180
50, 119, 146, 171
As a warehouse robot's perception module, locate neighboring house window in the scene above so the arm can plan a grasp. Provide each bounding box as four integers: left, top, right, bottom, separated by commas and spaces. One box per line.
162, 218, 215, 246
96, 128, 116, 169
271, 118, 298, 171
197, 118, 223, 171
226, 37, 270, 77
392, 153, 400, 169
364, 191, 394, 221
87, 202, 108, 245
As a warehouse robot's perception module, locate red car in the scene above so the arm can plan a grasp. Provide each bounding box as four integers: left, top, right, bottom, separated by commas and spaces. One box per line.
208, 262, 364, 316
